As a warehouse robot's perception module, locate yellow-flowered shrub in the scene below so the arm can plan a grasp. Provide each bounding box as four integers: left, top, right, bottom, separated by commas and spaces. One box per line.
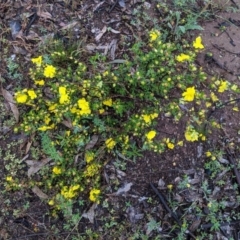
13, 33, 239, 218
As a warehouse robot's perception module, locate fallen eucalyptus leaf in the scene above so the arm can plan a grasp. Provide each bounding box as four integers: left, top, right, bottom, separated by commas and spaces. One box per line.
95, 26, 107, 41
108, 182, 133, 196
109, 28, 120, 34
119, 0, 126, 8
158, 178, 165, 188
32, 186, 48, 199
126, 206, 144, 223
85, 43, 97, 52
61, 21, 78, 30
26, 158, 51, 177
37, 10, 52, 20
93, 1, 105, 12
82, 203, 97, 223
110, 39, 118, 60
116, 169, 126, 179
25, 141, 32, 154
61, 119, 73, 129
218, 156, 229, 164
85, 135, 99, 150
1, 88, 19, 122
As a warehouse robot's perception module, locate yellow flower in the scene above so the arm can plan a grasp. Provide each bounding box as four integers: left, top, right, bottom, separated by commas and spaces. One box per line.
27, 90, 37, 100
166, 138, 174, 149
146, 130, 156, 141
201, 135, 206, 141
84, 163, 100, 177
6, 176, 13, 181
182, 87, 195, 101
15, 92, 28, 103
206, 151, 212, 157
177, 141, 183, 146
103, 98, 113, 107
231, 84, 238, 91
38, 124, 54, 131
61, 185, 81, 199
99, 109, 105, 114
103, 71, 109, 77
176, 53, 191, 62
72, 185, 80, 191
185, 126, 199, 142
85, 151, 95, 163
44, 115, 51, 125
143, 114, 151, 123
49, 103, 58, 112
53, 166, 62, 175
44, 65, 56, 78
105, 138, 116, 149
150, 113, 158, 119
206, 102, 211, 108
218, 80, 228, 93
193, 36, 204, 49
89, 189, 101, 203
142, 113, 158, 123
48, 199, 54, 206
66, 130, 70, 136
210, 92, 218, 102
167, 184, 173, 190
77, 98, 91, 115
31, 56, 42, 66
34, 80, 45, 86
149, 30, 160, 42
59, 86, 69, 104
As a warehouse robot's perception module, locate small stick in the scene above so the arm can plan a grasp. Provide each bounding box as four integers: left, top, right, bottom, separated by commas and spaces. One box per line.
150, 183, 196, 239
226, 148, 240, 190
201, 220, 240, 230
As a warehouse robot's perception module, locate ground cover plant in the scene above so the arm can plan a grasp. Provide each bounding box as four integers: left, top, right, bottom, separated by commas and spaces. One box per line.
2, 0, 240, 239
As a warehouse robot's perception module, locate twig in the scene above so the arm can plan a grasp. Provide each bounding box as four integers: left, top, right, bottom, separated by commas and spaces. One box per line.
212, 43, 240, 55
150, 183, 196, 239
230, 0, 239, 9
224, 30, 236, 46
226, 148, 240, 190
201, 220, 240, 230
24, 9, 38, 36
108, 0, 119, 13
206, 98, 240, 122
10, 231, 75, 240
64, 216, 83, 240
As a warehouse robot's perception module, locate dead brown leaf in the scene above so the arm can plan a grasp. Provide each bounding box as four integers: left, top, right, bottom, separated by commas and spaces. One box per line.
61, 119, 73, 129
25, 141, 32, 154
85, 135, 99, 150
60, 21, 78, 30
37, 10, 52, 20
26, 158, 51, 177
107, 182, 133, 196
95, 26, 107, 41
82, 203, 97, 223
25, 31, 40, 41
1, 88, 19, 122
32, 186, 48, 199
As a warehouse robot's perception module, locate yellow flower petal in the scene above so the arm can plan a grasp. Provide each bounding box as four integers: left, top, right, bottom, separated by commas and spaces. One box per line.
44, 65, 56, 78
193, 36, 204, 49
146, 130, 156, 141
182, 87, 195, 102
